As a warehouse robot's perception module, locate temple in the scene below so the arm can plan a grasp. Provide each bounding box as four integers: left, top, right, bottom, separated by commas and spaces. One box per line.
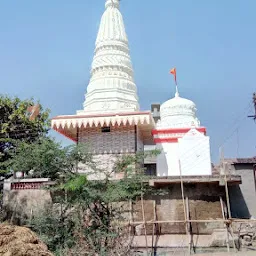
51, 0, 212, 178
7, 1, 256, 252
152, 87, 211, 176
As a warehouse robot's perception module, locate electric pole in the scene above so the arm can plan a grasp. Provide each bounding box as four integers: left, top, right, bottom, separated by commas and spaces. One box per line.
248, 93, 256, 120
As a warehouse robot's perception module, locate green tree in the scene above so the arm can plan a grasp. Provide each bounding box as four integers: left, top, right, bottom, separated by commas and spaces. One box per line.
10, 137, 93, 180
7, 131, 161, 255
0, 95, 50, 172
26, 146, 160, 255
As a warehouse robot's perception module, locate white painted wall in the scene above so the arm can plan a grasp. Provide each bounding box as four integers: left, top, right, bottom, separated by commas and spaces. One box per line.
156, 129, 212, 177
178, 132, 212, 176
156, 143, 180, 176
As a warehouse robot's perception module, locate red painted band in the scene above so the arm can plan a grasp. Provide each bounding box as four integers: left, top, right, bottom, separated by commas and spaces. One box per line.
154, 138, 178, 143
152, 127, 206, 135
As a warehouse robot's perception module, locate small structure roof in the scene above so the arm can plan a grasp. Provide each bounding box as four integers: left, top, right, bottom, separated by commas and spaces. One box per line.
148, 175, 241, 187
224, 157, 256, 165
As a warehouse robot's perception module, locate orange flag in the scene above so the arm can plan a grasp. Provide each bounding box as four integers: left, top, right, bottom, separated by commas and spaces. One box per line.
170, 68, 177, 85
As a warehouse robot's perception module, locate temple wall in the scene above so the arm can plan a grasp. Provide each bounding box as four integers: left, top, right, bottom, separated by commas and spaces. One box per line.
78, 124, 136, 154
78, 153, 136, 180
78, 125, 146, 178
136, 126, 144, 153
156, 143, 178, 176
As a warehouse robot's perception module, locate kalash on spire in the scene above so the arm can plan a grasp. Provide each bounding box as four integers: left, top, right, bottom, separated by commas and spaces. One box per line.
52, 0, 154, 179
79, 0, 139, 114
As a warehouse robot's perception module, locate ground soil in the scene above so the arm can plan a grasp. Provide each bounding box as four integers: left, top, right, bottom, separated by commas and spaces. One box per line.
0, 223, 53, 256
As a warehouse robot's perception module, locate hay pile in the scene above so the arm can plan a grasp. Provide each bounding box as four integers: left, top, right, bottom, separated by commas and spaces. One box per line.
0, 223, 53, 256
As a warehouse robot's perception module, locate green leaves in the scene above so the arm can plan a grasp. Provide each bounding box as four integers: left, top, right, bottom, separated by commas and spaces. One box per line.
9, 137, 93, 180
0, 95, 50, 172
62, 175, 88, 192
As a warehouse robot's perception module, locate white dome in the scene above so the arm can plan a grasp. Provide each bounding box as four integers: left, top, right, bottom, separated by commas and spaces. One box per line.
158, 92, 200, 128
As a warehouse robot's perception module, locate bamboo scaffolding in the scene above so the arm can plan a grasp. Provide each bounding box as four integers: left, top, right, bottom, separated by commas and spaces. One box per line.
128, 219, 228, 225
141, 192, 149, 256
151, 200, 156, 255
186, 196, 194, 254
221, 151, 237, 252
220, 196, 230, 252
224, 177, 237, 252
178, 160, 190, 254
127, 218, 256, 226
129, 199, 132, 240
126, 146, 255, 252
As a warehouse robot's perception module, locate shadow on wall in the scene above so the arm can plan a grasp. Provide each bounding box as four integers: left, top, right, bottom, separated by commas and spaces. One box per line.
2, 190, 52, 225
1, 191, 29, 225
229, 185, 250, 219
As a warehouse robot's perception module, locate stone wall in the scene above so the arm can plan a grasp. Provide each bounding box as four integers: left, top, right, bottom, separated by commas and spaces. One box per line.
78, 153, 136, 180
3, 189, 52, 224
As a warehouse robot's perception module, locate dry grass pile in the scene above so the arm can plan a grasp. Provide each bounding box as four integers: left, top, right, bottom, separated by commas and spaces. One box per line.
0, 223, 53, 256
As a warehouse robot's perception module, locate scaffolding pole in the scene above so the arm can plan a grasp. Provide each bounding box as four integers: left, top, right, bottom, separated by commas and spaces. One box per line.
141, 191, 149, 256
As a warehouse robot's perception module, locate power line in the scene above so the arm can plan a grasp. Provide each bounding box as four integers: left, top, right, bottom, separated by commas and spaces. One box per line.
218, 102, 253, 149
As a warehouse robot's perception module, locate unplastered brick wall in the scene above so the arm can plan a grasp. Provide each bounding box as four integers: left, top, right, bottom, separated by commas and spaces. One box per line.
130, 183, 225, 235
136, 127, 144, 152
78, 124, 136, 154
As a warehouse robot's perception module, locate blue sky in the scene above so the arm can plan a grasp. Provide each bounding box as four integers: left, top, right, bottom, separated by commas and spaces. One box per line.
0, 0, 256, 162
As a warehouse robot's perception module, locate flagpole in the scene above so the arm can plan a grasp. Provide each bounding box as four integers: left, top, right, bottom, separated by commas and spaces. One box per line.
170, 67, 179, 97
175, 82, 179, 97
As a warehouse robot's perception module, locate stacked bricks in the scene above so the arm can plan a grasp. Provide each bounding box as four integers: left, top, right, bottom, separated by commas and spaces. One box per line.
78, 124, 136, 154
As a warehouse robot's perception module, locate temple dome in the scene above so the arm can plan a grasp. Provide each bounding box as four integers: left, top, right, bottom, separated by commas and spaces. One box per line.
158, 92, 200, 128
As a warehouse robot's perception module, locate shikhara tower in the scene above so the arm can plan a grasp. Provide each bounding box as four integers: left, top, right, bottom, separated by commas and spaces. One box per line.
78, 0, 139, 114
52, 0, 154, 179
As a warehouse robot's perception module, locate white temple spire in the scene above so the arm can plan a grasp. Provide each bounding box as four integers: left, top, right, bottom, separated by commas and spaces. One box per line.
78, 0, 139, 115
105, 0, 120, 9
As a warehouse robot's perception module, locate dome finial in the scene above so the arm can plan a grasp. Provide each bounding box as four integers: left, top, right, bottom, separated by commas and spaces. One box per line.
105, 0, 120, 9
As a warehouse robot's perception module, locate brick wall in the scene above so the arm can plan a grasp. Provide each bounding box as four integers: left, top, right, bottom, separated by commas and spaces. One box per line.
78, 124, 136, 154
130, 183, 225, 235
77, 124, 144, 179
136, 126, 144, 152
